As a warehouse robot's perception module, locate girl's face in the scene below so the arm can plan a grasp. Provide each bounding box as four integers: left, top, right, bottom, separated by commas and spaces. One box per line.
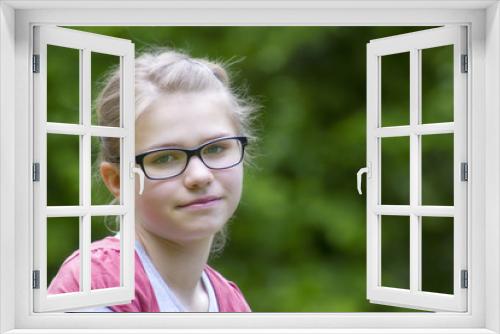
134, 91, 244, 244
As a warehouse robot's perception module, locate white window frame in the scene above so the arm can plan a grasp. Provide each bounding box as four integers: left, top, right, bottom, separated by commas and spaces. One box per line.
366, 26, 468, 312
32, 25, 136, 312
0, 1, 499, 333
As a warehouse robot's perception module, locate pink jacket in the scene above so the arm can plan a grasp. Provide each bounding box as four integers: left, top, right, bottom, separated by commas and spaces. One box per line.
48, 237, 251, 312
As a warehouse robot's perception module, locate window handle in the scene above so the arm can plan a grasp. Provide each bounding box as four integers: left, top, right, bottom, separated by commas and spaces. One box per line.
357, 163, 371, 195
130, 163, 145, 195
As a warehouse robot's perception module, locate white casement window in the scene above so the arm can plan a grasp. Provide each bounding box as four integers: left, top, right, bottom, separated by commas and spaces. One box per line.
363, 26, 468, 312
32, 26, 137, 312
2, 2, 500, 334
34, 25, 468, 314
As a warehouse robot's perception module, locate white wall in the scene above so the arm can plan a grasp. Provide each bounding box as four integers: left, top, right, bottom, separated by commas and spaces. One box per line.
0, 2, 16, 333
485, 2, 500, 332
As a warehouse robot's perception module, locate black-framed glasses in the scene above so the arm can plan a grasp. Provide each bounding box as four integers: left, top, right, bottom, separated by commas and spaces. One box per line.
135, 136, 248, 180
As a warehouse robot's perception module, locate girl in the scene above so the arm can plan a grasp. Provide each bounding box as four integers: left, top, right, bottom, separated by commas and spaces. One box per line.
48, 48, 259, 312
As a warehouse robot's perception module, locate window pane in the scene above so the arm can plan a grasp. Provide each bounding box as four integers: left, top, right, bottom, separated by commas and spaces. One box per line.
421, 134, 454, 206
421, 45, 454, 124
381, 136, 410, 205
381, 52, 410, 127
47, 217, 80, 293
422, 217, 454, 294
91, 52, 121, 127
91, 216, 121, 290
91, 136, 121, 205
47, 134, 80, 206
47, 45, 80, 124
381, 215, 409, 289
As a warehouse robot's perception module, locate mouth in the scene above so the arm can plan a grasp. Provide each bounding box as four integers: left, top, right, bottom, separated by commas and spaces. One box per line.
177, 197, 222, 209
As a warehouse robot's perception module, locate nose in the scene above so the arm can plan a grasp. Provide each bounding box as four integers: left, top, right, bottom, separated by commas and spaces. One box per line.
182, 155, 214, 188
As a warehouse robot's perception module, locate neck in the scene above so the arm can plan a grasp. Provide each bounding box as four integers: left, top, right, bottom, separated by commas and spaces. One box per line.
135, 224, 213, 303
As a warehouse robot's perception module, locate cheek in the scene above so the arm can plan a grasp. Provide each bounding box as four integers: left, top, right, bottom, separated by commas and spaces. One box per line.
219, 166, 244, 210
135, 181, 177, 223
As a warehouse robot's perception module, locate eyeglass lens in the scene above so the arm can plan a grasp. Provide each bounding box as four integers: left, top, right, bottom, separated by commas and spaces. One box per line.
142, 138, 244, 179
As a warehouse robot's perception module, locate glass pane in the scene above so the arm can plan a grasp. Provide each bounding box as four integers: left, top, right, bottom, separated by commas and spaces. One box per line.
47, 45, 80, 124
421, 45, 454, 124
421, 134, 454, 206
381, 52, 410, 127
91, 216, 121, 290
91, 52, 121, 127
47, 217, 80, 294
91, 136, 121, 205
47, 134, 80, 206
381, 215, 409, 289
381, 136, 410, 205
422, 217, 454, 294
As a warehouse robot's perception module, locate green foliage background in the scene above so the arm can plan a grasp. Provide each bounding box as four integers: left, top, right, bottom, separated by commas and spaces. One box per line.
46, 26, 455, 312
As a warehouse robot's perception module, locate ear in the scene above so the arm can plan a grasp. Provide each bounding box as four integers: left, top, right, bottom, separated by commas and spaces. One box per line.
100, 161, 121, 199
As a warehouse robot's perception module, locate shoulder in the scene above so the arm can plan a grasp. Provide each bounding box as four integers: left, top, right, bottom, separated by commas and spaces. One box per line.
204, 265, 252, 312
47, 237, 159, 312
47, 237, 122, 294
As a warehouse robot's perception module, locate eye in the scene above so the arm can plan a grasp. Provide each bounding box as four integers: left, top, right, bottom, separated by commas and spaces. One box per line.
204, 144, 225, 154
151, 152, 177, 164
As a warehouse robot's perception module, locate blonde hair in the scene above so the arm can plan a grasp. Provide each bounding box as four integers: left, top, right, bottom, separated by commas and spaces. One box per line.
94, 47, 260, 257
97, 47, 259, 165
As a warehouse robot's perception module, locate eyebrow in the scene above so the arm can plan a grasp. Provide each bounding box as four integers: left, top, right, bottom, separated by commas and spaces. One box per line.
146, 133, 234, 150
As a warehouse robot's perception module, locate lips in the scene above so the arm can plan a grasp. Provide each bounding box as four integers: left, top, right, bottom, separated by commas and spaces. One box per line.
178, 196, 222, 208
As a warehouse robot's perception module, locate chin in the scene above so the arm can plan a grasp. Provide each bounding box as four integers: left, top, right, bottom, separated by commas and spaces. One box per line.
183, 219, 226, 239
147, 210, 230, 243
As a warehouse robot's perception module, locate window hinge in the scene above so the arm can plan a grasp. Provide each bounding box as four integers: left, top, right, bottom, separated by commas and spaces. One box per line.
33, 270, 40, 289
461, 162, 468, 182
461, 54, 468, 73
32, 54, 40, 73
33, 162, 40, 182
461, 269, 468, 289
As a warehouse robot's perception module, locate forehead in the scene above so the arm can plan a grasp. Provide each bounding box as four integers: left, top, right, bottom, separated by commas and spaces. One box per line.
135, 91, 238, 152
